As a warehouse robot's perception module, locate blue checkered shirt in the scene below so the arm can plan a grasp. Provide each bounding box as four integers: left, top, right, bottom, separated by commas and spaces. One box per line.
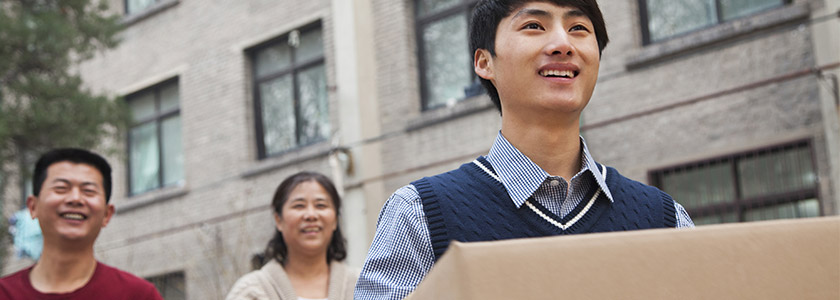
354, 133, 695, 299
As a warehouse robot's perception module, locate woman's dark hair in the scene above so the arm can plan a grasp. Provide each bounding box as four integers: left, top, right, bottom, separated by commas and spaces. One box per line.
264, 171, 347, 264
469, 0, 609, 115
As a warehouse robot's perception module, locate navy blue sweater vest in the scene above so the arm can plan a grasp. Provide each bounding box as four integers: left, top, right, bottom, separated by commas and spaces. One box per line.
413, 157, 677, 261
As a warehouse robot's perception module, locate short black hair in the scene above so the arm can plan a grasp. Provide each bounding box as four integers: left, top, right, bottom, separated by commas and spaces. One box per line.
264, 171, 347, 264
32, 148, 113, 203
469, 0, 609, 114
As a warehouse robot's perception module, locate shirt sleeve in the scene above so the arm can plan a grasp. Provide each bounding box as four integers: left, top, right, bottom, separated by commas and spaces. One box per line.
674, 202, 695, 228
354, 185, 436, 300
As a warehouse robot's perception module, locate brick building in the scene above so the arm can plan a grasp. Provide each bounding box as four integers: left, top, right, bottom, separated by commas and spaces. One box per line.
2, 0, 838, 298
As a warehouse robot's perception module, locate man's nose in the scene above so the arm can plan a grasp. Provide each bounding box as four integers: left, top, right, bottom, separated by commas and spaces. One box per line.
66, 187, 83, 205
544, 29, 574, 56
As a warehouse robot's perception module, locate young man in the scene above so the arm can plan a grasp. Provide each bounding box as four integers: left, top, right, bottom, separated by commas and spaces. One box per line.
0, 148, 162, 299
354, 0, 694, 299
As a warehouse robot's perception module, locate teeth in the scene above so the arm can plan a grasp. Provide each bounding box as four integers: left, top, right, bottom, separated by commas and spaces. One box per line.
541, 69, 576, 78
302, 228, 320, 233
62, 213, 85, 220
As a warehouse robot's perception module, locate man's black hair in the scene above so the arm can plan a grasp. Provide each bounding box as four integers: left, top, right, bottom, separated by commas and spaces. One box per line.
469, 0, 609, 114
32, 148, 113, 203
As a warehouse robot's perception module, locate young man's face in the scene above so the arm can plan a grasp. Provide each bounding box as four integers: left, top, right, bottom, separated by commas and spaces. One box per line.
475, 1, 600, 119
27, 161, 114, 246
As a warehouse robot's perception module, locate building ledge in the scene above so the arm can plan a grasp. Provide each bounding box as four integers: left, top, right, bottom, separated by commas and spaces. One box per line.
241, 142, 332, 178
407, 94, 495, 132
119, 184, 188, 213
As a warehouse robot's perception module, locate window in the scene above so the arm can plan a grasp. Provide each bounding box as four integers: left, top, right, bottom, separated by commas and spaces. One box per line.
125, 0, 160, 15
650, 140, 820, 226
147, 272, 186, 300
127, 79, 184, 195
640, 0, 788, 43
415, 0, 481, 110
251, 23, 329, 158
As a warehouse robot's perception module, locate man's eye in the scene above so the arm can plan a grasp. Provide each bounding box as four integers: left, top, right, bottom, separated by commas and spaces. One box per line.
523, 23, 543, 30
570, 24, 590, 32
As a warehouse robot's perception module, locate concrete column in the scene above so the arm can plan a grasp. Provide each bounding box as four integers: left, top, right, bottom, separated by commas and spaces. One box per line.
330, 0, 383, 267
810, 0, 840, 213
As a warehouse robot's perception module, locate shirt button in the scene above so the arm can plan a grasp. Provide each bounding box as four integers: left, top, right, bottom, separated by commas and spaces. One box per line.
550, 179, 560, 186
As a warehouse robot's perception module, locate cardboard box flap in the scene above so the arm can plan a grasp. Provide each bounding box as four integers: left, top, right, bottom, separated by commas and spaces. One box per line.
408, 217, 840, 300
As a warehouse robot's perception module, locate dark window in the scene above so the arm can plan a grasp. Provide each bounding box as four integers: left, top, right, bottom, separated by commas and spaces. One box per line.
125, 0, 161, 15
147, 271, 186, 300
250, 23, 329, 158
127, 79, 184, 195
650, 140, 820, 226
640, 0, 788, 43
415, 0, 481, 110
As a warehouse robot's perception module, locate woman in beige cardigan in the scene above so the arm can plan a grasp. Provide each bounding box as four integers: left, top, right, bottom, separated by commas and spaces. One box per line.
227, 172, 358, 300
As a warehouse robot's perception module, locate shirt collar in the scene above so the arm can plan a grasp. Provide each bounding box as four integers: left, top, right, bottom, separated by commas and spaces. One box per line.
485, 132, 614, 208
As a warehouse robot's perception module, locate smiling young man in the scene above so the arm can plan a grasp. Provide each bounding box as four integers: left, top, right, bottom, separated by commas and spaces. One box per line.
0, 148, 162, 299
354, 1, 694, 299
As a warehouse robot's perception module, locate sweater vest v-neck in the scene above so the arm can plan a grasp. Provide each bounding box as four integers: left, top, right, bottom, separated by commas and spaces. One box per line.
412, 156, 677, 261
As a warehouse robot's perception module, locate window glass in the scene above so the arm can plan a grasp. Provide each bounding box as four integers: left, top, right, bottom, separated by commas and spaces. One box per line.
720, 0, 784, 20
296, 29, 325, 63
126, 0, 158, 15
651, 141, 819, 226
297, 64, 329, 145
129, 91, 156, 122
160, 83, 180, 113
253, 25, 327, 158
161, 116, 183, 186
645, 0, 717, 42
255, 44, 292, 77
418, 0, 460, 16
660, 162, 734, 211
130, 122, 160, 194
147, 272, 186, 300
738, 147, 815, 199
421, 13, 471, 108
259, 75, 296, 155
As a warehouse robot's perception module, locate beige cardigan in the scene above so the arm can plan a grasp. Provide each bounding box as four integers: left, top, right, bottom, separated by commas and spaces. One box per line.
226, 260, 358, 300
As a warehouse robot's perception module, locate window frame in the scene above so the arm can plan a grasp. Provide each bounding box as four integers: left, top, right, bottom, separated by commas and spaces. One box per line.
414, 0, 482, 111
126, 77, 182, 196
649, 139, 821, 223
638, 0, 792, 45
249, 21, 327, 159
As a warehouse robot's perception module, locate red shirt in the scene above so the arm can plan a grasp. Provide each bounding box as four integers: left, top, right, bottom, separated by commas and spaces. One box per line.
0, 261, 162, 300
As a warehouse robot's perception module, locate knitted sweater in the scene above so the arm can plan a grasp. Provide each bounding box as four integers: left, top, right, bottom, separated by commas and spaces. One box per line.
413, 156, 677, 260
225, 260, 358, 300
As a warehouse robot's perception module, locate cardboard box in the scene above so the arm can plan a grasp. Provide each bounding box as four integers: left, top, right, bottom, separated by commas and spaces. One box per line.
408, 217, 840, 300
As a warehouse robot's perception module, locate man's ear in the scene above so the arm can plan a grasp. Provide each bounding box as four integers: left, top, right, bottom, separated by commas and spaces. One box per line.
474, 48, 494, 80
101, 204, 115, 228
26, 195, 38, 219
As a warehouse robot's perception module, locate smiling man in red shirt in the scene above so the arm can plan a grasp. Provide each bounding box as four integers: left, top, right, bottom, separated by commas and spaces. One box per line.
0, 148, 162, 300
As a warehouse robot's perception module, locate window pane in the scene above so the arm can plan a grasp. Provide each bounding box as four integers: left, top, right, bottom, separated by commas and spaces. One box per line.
744, 199, 820, 222
692, 211, 738, 226
130, 123, 160, 194
129, 91, 156, 123
297, 64, 329, 146
161, 116, 183, 186
255, 44, 292, 77
738, 147, 815, 199
259, 75, 296, 155
660, 162, 735, 211
296, 28, 324, 63
720, 0, 783, 20
126, 0, 157, 14
422, 13, 471, 109
160, 82, 179, 113
646, 0, 717, 41
417, 0, 461, 16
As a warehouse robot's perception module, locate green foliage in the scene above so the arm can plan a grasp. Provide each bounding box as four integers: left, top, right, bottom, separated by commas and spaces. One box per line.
0, 0, 127, 165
